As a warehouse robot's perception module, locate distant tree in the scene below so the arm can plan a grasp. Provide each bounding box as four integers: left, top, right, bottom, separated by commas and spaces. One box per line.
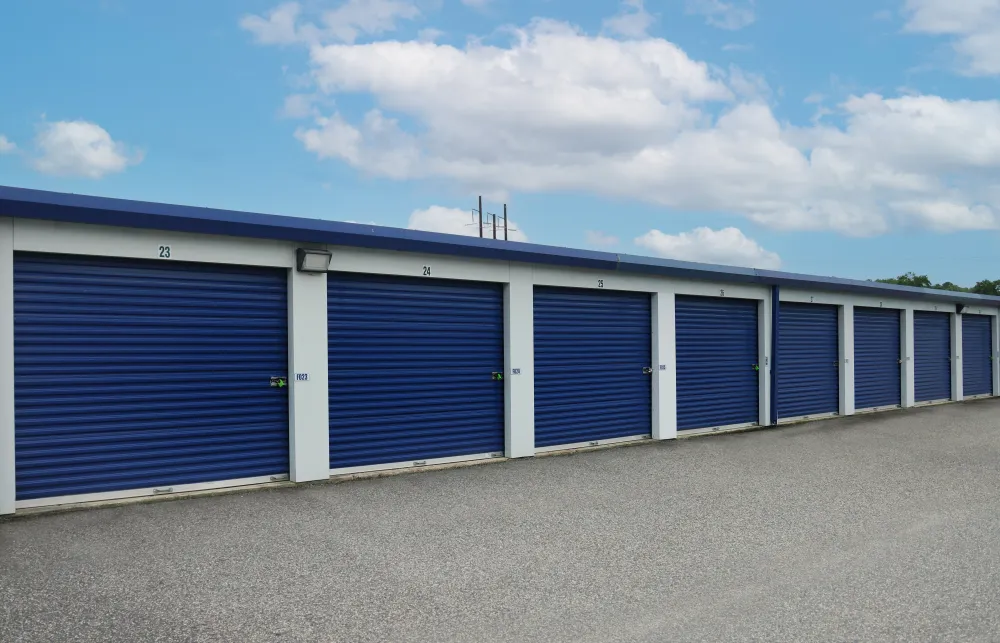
876, 272, 932, 288
932, 281, 970, 292
971, 279, 1000, 296
872, 273, 1000, 294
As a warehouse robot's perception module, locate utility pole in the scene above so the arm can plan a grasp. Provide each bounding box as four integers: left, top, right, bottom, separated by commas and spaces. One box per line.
468, 196, 517, 241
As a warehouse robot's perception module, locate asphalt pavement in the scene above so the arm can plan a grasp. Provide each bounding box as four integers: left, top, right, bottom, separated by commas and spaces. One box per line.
3, 399, 1000, 642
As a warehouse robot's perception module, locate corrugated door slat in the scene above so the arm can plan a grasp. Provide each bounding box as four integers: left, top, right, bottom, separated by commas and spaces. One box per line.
14, 253, 289, 501
676, 296, 759, 431
962, 314, 994, 397
533, 287, 652, 448
854, 307, 901, 409
914, 311, 951, 403
776, 303, 839, 419
328, 273, 504, 469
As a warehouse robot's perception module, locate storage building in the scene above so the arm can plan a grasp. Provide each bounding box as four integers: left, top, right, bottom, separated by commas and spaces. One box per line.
1, 186, 998, 514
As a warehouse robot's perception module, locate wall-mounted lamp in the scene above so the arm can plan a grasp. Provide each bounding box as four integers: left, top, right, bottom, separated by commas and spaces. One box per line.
296, 248, 332, 273
957, 304, 968, 315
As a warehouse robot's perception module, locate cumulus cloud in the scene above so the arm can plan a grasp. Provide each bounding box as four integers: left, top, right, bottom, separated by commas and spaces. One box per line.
408, 205, 528, 241
585, 230, 620, 248
248, 6, 1000, 237
240, 2, 303, 44
603, 0, 655, 39
417, 28, 444, 42
685, 0, 756, 31
281, 93, 319, 118
32, 120, 141, 178
903, 0, 1000, 76
241, 0, 420, 46
0, 135, 16, 154
635, 227, 781, 269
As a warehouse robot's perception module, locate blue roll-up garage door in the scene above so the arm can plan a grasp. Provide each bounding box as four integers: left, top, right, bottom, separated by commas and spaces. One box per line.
14, 253, 289, 502
962, 314, 994, 397
854, 307, 901, 410
534, 287, 652, 448
328, 274, 505, 469
676, 296, 759, 431
914, 311, 951, 403
776, 303, 839, 420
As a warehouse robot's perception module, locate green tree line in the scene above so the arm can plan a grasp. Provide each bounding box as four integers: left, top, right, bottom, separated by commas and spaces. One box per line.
875, 272, 1000, 296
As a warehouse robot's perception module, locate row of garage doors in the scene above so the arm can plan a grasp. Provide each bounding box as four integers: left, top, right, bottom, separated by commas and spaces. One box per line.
10, 254, 997, 503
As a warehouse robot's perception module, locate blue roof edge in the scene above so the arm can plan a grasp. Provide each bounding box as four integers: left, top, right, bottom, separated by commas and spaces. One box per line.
2, 185, 999, 307
754, 269, 1000, 307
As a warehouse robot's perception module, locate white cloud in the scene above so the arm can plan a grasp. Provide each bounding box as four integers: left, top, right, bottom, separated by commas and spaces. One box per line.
281, 93, 319, 118
903, 0, 1000, 76
585, 230, 620, 248
686, 0, 756, 31
249, 10, 1000, 237
240, 2, 303, 45
417, 28, 444, 42
635, 227, 781, 268
321, 0, 420, 44
32, 120, 141, 179
408, 205, 528, 241
603, 0, 655, 39
889, 200, 999, 231
241, 0, 420, 46
0, 135, 16, 154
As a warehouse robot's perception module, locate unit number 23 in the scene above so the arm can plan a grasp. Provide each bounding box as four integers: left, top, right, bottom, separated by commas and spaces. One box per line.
158, 245, 172, 259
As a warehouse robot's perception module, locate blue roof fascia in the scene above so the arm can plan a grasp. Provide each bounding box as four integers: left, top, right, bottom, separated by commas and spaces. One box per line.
2, 185, 999, 307
0, 186, 618, 271
756, 269, 1000, 307
616, 253, 761, 284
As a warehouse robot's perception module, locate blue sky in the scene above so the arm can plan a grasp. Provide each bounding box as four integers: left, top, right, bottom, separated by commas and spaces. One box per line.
2, 0, 1000, 284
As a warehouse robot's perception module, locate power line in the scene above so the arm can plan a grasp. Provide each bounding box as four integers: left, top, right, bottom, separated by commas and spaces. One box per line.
467, 196, 517, 240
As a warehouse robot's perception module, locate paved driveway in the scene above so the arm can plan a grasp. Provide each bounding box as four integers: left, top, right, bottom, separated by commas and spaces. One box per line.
3, 400, 1000, 642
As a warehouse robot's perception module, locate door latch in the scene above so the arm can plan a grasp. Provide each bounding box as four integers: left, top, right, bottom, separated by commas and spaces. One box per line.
491, 372, 504, 382
752, 364, 760, 372
270, 376, 288, 388
642, 367, 653, 375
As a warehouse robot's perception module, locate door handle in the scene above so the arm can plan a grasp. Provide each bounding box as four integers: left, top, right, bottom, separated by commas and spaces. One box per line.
491, 372, 504, 382
269, 376, 288, 388
642, 367, 653, 375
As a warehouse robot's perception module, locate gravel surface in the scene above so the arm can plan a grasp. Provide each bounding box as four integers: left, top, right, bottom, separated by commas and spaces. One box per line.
3, 399, 1000, 642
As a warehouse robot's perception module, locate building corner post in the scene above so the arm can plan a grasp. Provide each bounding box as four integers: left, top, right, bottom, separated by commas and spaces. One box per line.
769, 286, 779, 425
992, 313, 1000, 396
0, 219, 15, 514
287, 264, 331, 482
952, 313, 964, 402
839, 303, 855, 416
652, 290, 677, 440
504, 264, 535, 458
901, 309, 915, 408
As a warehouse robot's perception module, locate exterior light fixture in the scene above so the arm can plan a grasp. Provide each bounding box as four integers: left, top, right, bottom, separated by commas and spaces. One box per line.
296, 248, 332, 273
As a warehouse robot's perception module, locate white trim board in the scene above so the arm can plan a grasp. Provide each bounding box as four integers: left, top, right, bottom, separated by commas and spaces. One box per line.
329, 452, 503, 477
14, 474, 286, 510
